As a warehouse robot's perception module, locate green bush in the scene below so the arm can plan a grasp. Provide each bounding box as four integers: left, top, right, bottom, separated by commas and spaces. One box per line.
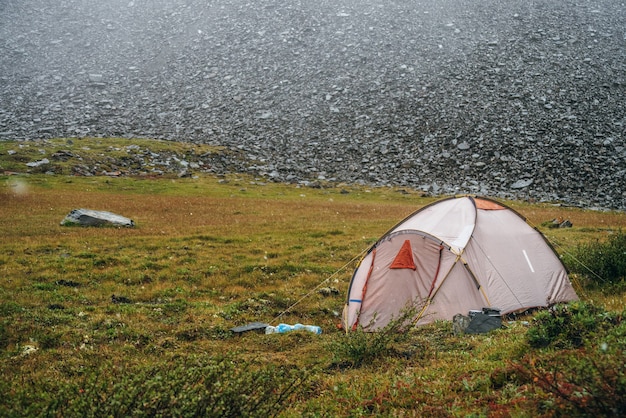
564, 230, 626, 286
526, 301, 622, 349
0, 355, 310, 417
515, 305, 626, 416
0, 322, 8, 350
515, 324, 626, 416
0, 301, 22, 317
328, 303, 421, 368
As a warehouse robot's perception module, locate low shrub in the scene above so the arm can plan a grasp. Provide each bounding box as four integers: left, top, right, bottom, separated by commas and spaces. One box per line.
515, 305, 626, 416
0, 322, 8, 350
526, 301, 622, 349
328, 303, 422, 368
564, 229, 626, 287
0, 355, 310, 417
514, 342, 626, 416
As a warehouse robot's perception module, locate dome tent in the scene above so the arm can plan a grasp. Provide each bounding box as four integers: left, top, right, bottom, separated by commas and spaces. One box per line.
342, 196, 578, 331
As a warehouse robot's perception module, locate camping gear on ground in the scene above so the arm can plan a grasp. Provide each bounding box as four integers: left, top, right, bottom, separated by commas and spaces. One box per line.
230, 322, 270, 334
265, 323, 322, 335
454, 307, 504, 335
342, 196, 578, 331
453, 308, 504, 335
452, 314, 472, 335
464, 313, 503, 334
479, 307, 502, 317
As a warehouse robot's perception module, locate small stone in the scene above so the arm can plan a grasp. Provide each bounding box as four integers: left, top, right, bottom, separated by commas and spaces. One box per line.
511, 179, 533, 189
20, 345, 38, 357
26, 158, 49, 167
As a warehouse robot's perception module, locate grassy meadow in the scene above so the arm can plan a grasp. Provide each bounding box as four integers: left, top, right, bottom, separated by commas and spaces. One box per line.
1, 138, 625, 416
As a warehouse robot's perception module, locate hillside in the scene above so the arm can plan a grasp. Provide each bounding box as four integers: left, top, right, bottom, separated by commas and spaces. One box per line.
1, 139, 626, 415
1, 0, 625, 210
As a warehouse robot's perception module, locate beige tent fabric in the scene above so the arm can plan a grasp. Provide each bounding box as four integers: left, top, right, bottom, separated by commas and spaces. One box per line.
391, 197, 476, 254
342, 196, 578, 332
462, 206, 578, 314
351, 231, 455, 330
416, 261, 488, 326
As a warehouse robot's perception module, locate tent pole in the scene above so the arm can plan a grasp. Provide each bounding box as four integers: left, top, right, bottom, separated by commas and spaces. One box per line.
411, 253, 461, 325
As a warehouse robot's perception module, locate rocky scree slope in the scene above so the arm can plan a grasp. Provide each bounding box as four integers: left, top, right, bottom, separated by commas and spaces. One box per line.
0, 0, 624, 209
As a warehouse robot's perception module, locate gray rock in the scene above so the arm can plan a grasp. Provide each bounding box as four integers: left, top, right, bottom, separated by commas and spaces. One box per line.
61, 209, 135, 227
26, 158, 50, 167
511, 179, 533, 189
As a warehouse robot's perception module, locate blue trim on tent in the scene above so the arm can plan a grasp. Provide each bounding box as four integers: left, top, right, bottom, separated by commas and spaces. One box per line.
349, 299, 362, 303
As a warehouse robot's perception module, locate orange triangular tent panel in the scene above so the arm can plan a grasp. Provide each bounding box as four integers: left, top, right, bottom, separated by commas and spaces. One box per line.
474, 198, 505, 210
390, 240, 416, 270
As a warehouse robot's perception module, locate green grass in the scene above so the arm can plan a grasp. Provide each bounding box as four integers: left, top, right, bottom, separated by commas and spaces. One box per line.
1, 138, 626, 416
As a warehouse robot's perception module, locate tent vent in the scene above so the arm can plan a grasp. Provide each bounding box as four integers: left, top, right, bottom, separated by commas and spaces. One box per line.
390, 240, 417, 270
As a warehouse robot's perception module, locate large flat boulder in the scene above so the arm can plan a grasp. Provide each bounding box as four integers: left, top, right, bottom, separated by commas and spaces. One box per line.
61, 209, 135, 227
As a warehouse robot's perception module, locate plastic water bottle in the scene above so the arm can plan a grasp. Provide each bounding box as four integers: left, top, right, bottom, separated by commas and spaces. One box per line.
265, 323, 322, 335
264, 324, 292, 334
293, 323, 322, 334
276, 323, 294, 333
